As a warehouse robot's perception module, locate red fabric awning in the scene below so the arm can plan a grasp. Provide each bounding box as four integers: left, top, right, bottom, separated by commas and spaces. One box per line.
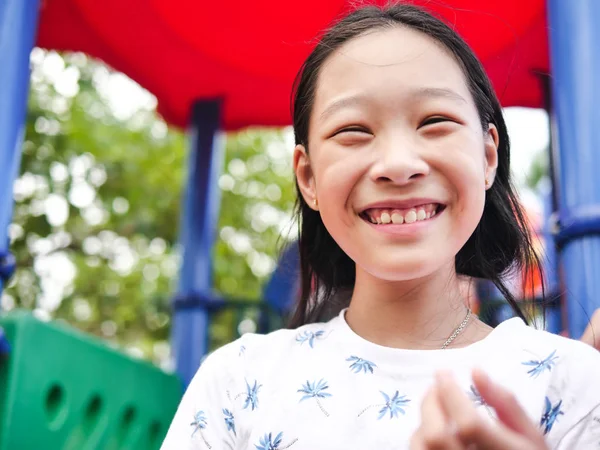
37, 0, 549, 130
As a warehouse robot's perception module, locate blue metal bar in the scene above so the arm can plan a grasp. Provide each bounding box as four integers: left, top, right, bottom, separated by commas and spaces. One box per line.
0, 0, 41, 298
263, 242, 300, 315
172, 99, 224, 386
554, 204, 600, 247
547, 0, 600, 338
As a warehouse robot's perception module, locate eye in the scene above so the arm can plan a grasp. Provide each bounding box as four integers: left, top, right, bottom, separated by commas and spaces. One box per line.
420, 116, 453, 127
332, 126, 371, 137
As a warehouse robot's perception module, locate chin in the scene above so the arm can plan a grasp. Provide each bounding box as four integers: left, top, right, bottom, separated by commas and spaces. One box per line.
361, 256, 451, 282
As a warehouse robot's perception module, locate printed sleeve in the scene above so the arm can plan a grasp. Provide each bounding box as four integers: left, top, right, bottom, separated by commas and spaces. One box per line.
545, 338, 600, 449
555, 403, 600, 449
161, 345, 238, 450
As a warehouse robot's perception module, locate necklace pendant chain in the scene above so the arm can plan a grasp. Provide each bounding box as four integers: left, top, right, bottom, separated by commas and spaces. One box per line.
441, 308, 472, 349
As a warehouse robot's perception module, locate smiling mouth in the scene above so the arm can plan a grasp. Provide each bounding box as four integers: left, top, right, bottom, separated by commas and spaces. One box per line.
359, 203, 445, 225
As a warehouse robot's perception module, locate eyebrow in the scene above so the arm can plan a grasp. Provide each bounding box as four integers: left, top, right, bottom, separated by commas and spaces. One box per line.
410, 87, 467, 104
319, 87, 467, 121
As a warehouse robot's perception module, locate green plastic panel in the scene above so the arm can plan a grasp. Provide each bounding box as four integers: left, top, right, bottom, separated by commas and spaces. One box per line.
0, 311, 182, 450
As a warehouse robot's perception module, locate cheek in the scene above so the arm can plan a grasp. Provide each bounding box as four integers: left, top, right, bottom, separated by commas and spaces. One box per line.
314, 146, 365, 209
435, 138, 487, 234
312, 147, 366, 244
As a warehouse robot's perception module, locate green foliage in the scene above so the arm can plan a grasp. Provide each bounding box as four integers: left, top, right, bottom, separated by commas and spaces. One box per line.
2, 50, 296, 367
525, 147, 550, 190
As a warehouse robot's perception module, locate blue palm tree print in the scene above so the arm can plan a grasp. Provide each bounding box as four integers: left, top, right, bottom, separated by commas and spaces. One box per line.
540, 397, 564, 435
467, 384, 486, 406
466, 384, 496, 418
298, 379, 332, 416
190, 410, 207, 435
255, 432, 297, 450
378, 391, 411, 419
346, 356, 377, 374
522, 350, 558, 378
223, 409, 236, 436
242, 379, 262, 410
190, 410, 212, 448
295, 329, 325, 348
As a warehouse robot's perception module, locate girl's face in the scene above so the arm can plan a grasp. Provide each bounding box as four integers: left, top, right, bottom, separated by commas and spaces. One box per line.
294, 27, 499, 282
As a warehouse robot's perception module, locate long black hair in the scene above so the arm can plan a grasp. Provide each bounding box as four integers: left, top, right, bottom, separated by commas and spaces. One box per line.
289, 3, 543, 327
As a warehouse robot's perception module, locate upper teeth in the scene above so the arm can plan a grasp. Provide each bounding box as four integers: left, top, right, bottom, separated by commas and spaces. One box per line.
363, 204, 440, 225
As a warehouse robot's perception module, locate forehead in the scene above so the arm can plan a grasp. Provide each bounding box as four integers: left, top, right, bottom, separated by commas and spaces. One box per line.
313, 26, 471, 111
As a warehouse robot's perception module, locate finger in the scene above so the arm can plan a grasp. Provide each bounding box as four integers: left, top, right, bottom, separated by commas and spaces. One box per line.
436, 375, 534, 449
420, 387, 447, 436
435, 371, 490, 445
472, 368, 546, 445
434, 371, 533, 449
416, 387, 462, 450
410, 430, 465, 450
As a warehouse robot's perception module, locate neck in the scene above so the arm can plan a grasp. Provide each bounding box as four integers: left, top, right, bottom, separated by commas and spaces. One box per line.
345, 264, 489, 350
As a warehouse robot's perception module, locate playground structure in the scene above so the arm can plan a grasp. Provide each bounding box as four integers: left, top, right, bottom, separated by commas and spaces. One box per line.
1, 0, 600, 448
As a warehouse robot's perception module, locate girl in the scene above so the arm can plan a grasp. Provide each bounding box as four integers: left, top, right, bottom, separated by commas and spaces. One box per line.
162, 4, 600, 449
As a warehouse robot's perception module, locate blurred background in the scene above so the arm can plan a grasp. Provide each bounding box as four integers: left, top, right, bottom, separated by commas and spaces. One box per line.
0, 49, 551, 369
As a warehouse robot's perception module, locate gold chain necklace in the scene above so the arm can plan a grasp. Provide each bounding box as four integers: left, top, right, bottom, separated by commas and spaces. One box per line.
441, 308, 472, 349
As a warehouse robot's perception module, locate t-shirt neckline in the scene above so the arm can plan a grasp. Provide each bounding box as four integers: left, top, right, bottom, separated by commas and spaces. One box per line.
329, 308, 526, 367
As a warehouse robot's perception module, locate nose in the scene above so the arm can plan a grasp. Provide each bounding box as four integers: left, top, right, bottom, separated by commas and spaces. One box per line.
369, 135, 430, 185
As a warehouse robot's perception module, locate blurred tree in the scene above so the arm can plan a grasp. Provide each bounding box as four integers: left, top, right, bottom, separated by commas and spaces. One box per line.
1, 50, 296, 368
525, 147, 550, 190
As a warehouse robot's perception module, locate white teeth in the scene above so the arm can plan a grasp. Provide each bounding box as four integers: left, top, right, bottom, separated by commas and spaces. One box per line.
404, 210, 417, 224
391, 213, 404, 224
364, 204, 441, 225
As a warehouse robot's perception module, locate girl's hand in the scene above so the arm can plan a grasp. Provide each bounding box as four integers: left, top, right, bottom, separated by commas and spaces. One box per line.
410, 369, 549, 450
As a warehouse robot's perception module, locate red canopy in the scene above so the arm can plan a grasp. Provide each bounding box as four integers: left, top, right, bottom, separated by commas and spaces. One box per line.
37, 0, 548, 130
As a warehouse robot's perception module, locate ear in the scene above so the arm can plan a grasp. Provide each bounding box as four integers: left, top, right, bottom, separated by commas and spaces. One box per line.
293, 144, 318, 210
484, 124, 499, 189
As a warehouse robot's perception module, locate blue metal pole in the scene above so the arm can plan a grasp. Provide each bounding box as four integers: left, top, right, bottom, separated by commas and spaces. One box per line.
172, 100, 224, 386
0, 0, 41, 298
547, 0, 600, 338
541, 186, 562, 334
263, 242, 300, 315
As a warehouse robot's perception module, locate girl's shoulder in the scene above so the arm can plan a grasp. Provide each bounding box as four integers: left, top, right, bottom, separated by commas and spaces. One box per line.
514, 319, 600, 370
483, 318, 600, 446
198, 319, 336, 376
494, 317, 600, 382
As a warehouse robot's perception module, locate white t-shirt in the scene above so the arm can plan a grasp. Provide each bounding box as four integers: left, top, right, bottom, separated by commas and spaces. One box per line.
161, 310, 600, 449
